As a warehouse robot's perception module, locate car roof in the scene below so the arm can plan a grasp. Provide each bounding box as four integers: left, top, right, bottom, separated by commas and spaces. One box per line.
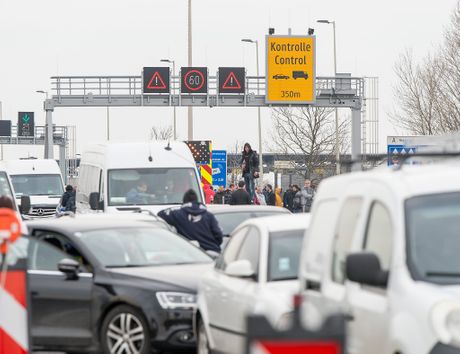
317, 161, 460, 201
206, 205, 290, 214
239, 213, 310, 233
27, 214, 167, 234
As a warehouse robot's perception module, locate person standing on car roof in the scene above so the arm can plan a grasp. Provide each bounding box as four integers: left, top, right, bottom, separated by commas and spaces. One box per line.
158, 189, 223, 253
240, 143, 259, 200
230, 180, 252, 205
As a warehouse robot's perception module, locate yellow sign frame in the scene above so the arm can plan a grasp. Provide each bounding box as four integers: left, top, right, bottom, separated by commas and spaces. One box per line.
266, 35, 316, 104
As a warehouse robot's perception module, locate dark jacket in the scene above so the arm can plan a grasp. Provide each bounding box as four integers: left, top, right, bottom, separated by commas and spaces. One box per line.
61, 190, 76, 212
213, 191, 224, 205
240, 150, 259, 175
230, 189, 252, 205
158, 202, 223, 252
266, 191, 276, 206
283, 189, 294, 211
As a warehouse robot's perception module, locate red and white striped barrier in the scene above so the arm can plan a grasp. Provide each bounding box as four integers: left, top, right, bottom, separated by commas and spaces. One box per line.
0, 208, 29, 354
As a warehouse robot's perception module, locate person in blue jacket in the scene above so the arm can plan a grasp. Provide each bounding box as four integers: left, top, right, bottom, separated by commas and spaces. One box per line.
158, 189, 223, 253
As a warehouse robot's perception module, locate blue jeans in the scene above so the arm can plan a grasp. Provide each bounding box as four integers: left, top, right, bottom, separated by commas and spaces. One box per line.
243, 172, 255, 200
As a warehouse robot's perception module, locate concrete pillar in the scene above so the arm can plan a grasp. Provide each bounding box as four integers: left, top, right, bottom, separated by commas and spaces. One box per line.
351, 107, 362, 168
44, 99, 54, 159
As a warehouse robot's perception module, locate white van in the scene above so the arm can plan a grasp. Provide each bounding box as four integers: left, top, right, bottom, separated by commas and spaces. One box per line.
299, 162, 460, 354
0, 159, 64, 218
77, 142, 204, 214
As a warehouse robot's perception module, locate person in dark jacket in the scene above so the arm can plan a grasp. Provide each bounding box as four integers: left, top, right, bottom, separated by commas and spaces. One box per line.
292, 185, 303, 213
223, 184, 235, 204
158, 189, 223, 253
283, 185, 295, 211
240, 143, 259, 200
213, 186, 225, 204
265, 184, 276, 206
230, 180, 252, 205
61, 185, 76, 212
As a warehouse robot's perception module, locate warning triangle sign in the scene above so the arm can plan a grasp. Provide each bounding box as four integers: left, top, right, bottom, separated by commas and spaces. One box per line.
147, 71, 167, 90
222, 72, 242, 89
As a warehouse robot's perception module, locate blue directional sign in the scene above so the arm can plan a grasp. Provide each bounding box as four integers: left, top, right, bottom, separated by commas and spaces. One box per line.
212, 150, 227, 187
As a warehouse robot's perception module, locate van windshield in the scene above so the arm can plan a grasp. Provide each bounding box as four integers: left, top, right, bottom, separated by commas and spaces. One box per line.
406, 192, 460, 284
108, 168, 202, 206
0, 172, 14, 200
11, 174, 63, 197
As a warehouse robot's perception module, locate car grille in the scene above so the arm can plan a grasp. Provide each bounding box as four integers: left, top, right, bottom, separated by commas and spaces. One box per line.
27, 206, 56, 218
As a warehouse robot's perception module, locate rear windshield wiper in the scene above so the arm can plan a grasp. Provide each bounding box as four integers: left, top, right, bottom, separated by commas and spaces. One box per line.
426, 271, 460, 277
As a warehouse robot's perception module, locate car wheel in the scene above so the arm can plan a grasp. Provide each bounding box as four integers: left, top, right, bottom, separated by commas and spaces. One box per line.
101, 305, 150, 354
197, 318, 211, 354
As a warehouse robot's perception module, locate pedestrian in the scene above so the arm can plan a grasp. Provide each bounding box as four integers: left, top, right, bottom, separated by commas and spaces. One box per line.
158, 189, 223, 254
230, 180, 252, 205
265, 184, 276, 206
223, 184, 234, 204
275, 187, 283, 207
240, 143, 259, 200
203, 183, 215, 204
292, 185, 303, 213
213, 186, 225, 204
300, 179, 315, 212
61, 185, 76, 213
254, 186, 266, 205
283, 185, 295, 211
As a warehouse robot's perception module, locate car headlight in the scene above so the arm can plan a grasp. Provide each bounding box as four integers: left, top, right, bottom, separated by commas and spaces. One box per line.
431, 301, 460, 347
156, 292, 197, 310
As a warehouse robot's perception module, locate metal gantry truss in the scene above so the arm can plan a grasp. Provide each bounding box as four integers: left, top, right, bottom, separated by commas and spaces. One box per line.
0, 125, 71, 182
44, 75, 368, 164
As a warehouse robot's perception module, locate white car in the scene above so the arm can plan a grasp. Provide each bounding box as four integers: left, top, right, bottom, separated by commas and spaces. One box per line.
299, 161, 460, 354
195, 213, 310, 354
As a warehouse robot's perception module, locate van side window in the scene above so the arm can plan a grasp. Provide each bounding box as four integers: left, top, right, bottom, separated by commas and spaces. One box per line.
363, 202, 393, 270
331, 197, 363, 284
236, 227, 261, 280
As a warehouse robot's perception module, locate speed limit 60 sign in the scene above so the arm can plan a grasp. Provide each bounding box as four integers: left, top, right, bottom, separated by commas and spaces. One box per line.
181, 67, 208, 94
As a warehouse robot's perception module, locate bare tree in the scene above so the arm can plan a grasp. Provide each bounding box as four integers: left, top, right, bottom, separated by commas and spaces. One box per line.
149, 126, 173, 141
270, 107, 349, 179
393, 2, 460, 134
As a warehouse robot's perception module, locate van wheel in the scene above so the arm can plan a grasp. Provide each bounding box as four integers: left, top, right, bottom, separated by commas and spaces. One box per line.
197, 318, 211, 354
101, 305, 150, 354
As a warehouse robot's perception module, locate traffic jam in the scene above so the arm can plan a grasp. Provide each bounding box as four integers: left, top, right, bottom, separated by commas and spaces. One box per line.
0, 138, 459, 354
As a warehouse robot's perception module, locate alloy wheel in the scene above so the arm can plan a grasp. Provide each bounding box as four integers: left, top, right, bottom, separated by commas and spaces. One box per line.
106, 312, 145, 354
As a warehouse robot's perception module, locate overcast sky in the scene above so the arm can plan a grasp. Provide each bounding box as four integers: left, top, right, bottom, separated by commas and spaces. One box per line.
0, 0, 457, 158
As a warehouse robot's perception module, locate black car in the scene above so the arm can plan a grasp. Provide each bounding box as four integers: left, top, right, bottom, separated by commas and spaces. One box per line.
25, 216, 213, 354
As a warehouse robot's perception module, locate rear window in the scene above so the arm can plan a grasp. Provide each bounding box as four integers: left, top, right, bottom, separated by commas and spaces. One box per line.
214, 210, 288, 236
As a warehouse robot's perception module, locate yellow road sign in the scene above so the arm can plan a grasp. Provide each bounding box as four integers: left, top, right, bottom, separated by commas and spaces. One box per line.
266, 35, 316, 104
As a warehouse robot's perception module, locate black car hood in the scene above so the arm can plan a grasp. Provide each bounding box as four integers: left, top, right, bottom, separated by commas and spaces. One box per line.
107, 263, 213, 292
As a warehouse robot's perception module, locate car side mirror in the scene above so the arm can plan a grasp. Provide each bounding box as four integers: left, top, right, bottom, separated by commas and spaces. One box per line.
19, 195, 31, 214
225, 260, 255, 279
346, 252, 389, 288
58, 258, 80, 280
89, 192, 101, 210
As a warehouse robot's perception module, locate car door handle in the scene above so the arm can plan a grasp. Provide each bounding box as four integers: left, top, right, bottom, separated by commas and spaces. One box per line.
344, 312, 355, 321
306, 280, 321, 291
30, 291, 39, 297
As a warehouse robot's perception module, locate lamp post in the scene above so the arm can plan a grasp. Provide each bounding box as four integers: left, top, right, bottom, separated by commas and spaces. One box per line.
187, 0, 193, 140
161, 59, 177, 140
36, 90, 53, 159
241, 39, 263, 177
317, 19, 340, 175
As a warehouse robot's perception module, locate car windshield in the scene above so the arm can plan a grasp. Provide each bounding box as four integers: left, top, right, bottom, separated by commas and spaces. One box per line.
214, 211, 287, 236
0, 172, 14, 200
108, 168, 202, 206
268, 229, 304, 281
406, 192, 460, 284
77, 227, 211, 267
11, 174, 63, 196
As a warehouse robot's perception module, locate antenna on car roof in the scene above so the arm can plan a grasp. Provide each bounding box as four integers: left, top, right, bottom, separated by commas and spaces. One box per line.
148, 144, 153, 162
164, 141, 172, 151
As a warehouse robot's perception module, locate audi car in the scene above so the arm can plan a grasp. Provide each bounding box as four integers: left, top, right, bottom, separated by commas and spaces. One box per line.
26, 215, 213, 354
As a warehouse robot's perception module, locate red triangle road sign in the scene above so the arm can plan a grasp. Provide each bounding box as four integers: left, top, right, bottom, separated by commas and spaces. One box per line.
147, 71, 167, 90
222, 71, 241, 89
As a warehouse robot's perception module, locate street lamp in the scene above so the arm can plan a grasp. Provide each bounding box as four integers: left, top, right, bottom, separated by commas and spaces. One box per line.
241, 38, 263, 178
36, 90, 53, 159
161, 58, 177, 140
317, 19, 340, 175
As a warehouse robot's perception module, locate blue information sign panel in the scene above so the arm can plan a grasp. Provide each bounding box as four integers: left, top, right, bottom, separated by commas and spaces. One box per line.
212, 150, 227, 187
